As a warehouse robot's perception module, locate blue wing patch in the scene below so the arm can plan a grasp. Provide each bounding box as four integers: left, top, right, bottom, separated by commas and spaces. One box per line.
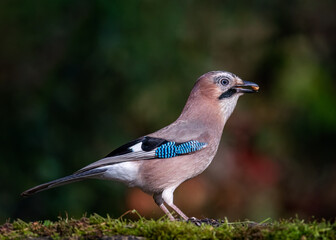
155, 140, 207, 158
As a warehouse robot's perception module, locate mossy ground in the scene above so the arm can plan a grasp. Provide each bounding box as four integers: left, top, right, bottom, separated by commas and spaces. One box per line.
1, 211, 335, 239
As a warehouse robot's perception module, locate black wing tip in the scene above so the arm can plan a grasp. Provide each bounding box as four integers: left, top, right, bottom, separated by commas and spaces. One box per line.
21, 169, 108, 197
104, 136, 168, 158
21, 187, 42, 197
20, 185, 45, 197
21, 191, 31, 197
104, 137, 144, 158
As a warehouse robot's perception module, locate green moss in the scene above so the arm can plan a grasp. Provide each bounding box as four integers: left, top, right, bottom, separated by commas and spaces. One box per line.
1, 213, 335, 240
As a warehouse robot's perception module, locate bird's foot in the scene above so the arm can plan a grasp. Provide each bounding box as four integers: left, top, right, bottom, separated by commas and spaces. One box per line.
188, 217, 272, 227
187, 217, 225, 227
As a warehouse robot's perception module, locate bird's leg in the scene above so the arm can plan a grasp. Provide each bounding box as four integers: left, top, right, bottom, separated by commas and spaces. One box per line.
161, 187, 189, 220
166, 202, 189, 221
153, 192, 175, 221
159, 203, 175, 221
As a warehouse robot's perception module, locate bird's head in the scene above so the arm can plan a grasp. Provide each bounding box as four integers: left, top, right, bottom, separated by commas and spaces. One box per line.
198, 71, 259, 99
193, 71, 259, 120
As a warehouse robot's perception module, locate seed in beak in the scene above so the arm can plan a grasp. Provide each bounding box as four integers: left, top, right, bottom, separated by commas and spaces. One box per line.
251, 85, 259, 91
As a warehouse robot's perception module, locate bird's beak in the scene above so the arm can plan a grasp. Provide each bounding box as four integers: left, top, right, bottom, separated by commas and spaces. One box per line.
232, 80, 259, 93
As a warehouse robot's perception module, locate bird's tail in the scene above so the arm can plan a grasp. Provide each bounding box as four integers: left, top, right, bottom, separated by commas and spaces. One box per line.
21, 168, 107, 197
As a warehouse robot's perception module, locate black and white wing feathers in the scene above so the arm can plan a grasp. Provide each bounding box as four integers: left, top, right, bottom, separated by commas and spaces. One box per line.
75, 136, 207, 174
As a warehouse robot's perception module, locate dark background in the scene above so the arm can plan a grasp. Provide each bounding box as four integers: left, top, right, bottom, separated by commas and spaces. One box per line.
1, 0, 336, 222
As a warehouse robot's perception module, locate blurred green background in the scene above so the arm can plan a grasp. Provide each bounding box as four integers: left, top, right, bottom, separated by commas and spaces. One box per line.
1, 0, 336, 222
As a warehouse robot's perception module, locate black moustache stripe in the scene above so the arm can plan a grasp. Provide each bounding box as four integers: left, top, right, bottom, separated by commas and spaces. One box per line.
218, 89, 237, 100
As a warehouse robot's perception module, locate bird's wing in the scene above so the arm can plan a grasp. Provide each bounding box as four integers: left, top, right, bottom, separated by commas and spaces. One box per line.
148, 119, 210, 142
75, 136, 207, 174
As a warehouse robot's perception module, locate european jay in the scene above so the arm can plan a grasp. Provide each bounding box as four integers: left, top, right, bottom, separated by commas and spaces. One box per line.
22, 71, 259, 221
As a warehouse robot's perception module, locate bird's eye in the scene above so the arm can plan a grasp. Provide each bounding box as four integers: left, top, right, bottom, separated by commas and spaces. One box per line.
220, 78, 229, 86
